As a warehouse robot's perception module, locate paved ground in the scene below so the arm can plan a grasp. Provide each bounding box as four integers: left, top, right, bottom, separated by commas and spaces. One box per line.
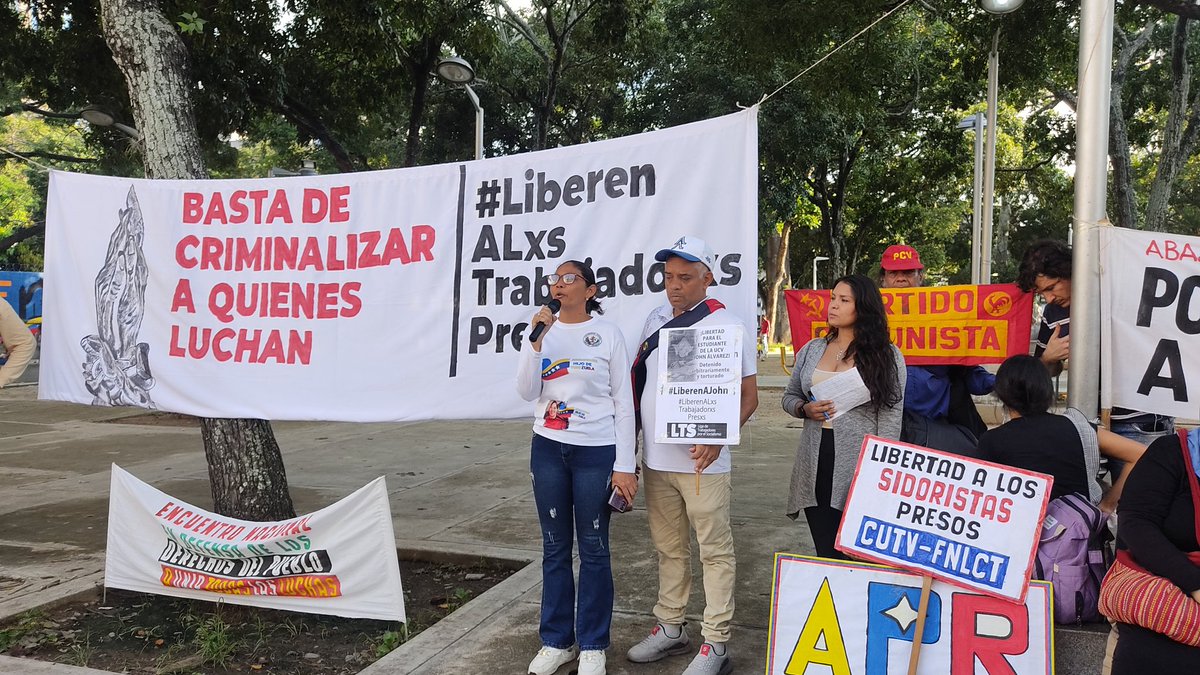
0, 351, 1108, 674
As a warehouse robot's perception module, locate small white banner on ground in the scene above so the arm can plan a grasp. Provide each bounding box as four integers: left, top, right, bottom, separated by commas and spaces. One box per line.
654, 324, 742, 445
1100, 226, 1200, 420
836, 436, 1052, 602
105, 465, 405, 621
40, 110, 757, 422
767, 554, 1053, 675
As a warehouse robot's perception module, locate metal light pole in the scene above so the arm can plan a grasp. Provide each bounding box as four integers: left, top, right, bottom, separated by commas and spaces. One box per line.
981, 28, 1001, 284
812, 256, 829, 289
957, 113, 986, 284
435, 57, 483, 160
977, 0, 1025, 284
1069, 0, 1115, 417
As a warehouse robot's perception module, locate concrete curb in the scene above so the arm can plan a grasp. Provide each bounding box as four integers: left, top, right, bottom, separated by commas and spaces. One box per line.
361, 561, 542, 675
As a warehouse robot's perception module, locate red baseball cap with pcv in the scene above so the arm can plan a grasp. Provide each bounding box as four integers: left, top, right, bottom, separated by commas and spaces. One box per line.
880, 244, 924, 271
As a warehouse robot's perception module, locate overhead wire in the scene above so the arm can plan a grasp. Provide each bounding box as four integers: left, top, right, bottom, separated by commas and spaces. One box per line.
0, 146, 53, 173
756, 0, 918, 106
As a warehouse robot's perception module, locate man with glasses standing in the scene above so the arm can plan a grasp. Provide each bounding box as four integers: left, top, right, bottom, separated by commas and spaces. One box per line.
1016, 240, 1173, 459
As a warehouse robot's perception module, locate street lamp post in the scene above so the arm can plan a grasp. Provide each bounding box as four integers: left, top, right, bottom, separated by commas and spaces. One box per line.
435, 57, 483, 160
79, 105, 142, 141
812, 256, 829, 290
977, 0, 1025, 284
957, 113, 986, 284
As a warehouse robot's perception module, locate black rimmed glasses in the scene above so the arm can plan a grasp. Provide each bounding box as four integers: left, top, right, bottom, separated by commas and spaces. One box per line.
546, 273, 581, 285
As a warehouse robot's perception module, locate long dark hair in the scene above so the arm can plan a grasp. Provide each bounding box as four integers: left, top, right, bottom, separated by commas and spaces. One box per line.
993, 354, 1054, 417
827, 274, 901, 408
562, 259, 604, 315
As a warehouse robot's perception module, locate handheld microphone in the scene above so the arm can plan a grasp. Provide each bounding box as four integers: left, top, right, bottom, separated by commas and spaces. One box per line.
529, 299, 561, 343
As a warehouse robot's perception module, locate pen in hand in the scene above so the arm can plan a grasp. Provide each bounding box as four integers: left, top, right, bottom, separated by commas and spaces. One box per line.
808, 393, 831, 421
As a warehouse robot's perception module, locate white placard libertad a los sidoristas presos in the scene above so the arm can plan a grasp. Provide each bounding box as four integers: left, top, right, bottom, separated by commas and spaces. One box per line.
835, 436, 1052, 603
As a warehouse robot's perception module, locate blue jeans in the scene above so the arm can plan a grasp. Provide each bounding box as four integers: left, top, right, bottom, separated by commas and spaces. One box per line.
530, 434, 614, 650
1108, 416, 1175, 480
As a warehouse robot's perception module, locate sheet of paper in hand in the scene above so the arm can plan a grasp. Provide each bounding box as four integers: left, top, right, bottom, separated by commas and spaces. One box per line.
655, 324, 742, 445
810, 367, 871, 421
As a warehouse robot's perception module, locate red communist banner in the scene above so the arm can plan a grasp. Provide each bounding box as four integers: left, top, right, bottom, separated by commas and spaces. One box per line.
784, 284, 1034, 366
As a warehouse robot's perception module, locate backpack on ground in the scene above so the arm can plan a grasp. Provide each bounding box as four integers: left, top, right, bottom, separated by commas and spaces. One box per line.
1034, 492, 1112, 625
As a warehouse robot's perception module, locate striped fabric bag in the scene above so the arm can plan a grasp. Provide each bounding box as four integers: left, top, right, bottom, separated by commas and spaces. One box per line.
1098, 429, 1200, 646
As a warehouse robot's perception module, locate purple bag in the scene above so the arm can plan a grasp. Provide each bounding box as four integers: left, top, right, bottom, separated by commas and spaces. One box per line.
1034, 493, 1112, 624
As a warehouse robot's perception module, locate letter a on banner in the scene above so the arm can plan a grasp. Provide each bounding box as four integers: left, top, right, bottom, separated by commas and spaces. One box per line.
785, 577, 852, 675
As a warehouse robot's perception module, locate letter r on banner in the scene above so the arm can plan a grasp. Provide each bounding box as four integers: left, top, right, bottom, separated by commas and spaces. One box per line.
866, 581, 942, 673
950, 593, 1029, 675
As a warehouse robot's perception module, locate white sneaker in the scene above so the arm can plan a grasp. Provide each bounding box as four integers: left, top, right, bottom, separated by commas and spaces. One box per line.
528, 644, 578, 675
578, 649, 606, 675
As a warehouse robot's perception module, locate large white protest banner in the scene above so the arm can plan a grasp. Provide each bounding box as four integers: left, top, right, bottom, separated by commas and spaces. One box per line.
1100, 227, 1200, 420
836, 436, 1052, 603
105, 465, 405, 621
767, 554, 1053, 675
40, 110, 757, 421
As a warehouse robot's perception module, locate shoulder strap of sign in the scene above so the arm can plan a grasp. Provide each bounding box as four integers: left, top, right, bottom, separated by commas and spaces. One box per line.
631, 298, 726, 430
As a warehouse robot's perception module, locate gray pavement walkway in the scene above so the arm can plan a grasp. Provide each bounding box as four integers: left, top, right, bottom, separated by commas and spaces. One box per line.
0, 351, 1106, 674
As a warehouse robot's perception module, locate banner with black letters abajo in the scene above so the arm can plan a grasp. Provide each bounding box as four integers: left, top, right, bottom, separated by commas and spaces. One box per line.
105, 465, 405, 621
1100, 226, 1200, 420
40, 109, 758, 421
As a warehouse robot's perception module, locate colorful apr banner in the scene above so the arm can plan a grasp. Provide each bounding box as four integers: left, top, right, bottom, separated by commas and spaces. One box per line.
785, 284, 1033, 366
1100, 226, 1200, 420
40, 109, 757, 421
104, 465, 405, 621
767, 555, 1053, 675
836, 436, 1051, 603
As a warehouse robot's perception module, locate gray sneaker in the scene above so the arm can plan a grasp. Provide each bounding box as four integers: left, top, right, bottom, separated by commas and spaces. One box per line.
681, 642, 732, 675
626, 622, 690, 663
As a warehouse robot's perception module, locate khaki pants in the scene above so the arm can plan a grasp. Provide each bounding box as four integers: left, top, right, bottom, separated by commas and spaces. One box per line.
643, 467, 735, 644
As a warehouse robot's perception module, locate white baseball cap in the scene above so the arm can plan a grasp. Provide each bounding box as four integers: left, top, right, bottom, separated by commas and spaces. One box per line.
655, 235, 716, 271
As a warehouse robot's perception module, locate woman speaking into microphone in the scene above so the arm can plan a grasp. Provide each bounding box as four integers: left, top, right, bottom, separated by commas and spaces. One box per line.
517, 260, 637, 675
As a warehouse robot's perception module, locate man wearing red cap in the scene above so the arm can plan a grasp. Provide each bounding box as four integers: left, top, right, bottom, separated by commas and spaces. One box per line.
879, 245, 993, 453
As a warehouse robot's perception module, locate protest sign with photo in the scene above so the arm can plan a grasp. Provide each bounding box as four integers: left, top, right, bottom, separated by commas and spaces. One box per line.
785, 284, 1033, 366
105, 465, 405, 621
767, 554, 1053, 675
654, 324, 742, 445
40, 109, 758, 422
836, 436, 1052, 602
1100, 226, 1200, 420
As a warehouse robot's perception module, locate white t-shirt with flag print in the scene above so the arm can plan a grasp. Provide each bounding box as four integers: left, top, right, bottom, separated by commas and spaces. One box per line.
516, 317, 636, 473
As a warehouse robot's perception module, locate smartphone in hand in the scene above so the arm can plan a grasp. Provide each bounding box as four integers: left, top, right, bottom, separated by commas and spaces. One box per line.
608, 486, 631, 513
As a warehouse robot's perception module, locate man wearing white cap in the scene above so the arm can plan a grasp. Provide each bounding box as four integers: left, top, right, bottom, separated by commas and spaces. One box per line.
627, 236, 757, 675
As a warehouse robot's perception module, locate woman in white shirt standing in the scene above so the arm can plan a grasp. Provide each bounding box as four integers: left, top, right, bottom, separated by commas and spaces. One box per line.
517, 260, 638, 675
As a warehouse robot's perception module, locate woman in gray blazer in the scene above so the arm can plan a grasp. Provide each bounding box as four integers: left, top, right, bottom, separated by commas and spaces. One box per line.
782, 274, 905, 558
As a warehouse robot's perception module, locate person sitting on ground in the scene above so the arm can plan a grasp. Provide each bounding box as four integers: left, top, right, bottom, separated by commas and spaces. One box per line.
1104, 429, 1200, 672
978, 355, 1145, 513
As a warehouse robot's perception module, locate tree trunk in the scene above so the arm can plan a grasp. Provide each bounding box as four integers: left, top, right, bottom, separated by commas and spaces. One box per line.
1145, 16, 1196, 231
995, 194, 1012, 271
404, 40, 442, 167
1108, 22, 1151, 230
100, 0, 296, 521
764, 223, 792, 344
